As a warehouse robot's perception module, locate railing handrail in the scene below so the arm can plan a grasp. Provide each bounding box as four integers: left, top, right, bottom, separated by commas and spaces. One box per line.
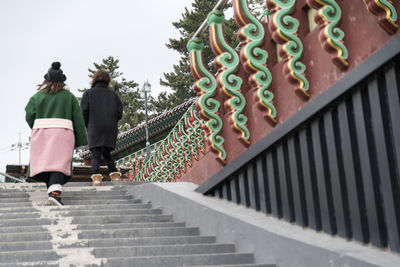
0, 172, 26, 183
191, 0, 229, 40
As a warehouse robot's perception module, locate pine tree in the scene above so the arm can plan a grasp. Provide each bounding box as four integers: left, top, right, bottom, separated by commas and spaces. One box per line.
79, 56, 145, 132
153, 0, 266, 114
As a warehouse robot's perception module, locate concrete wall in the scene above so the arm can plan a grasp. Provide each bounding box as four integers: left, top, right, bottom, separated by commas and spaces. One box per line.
127, 182, 400, 267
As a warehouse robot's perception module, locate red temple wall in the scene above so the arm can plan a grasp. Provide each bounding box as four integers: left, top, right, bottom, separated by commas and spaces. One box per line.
180, 0, 400, 185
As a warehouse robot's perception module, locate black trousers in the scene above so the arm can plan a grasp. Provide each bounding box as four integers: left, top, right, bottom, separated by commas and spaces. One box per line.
36, 172, 65, 188
90, 146, 117, 174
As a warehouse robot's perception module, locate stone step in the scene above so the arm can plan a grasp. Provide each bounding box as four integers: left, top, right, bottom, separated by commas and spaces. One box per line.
84, 235, 217, 248
0, 192, 29, 198
66, 185, 127, 189
0, 263, 274, 267
60, 194, 133, 201
0, 221, 185, 235
76, 221, 186, 231
0, 211, 41, 220
0, 250, 60, 264
0, 262, 57, 267
0, 225, 48, 234
0, 218, 52, 227
0, 203, 151, 214
0, 202, 33, 208
0, 232, 52, 243
0, 240, 53, 252
65, 207, 162, 217
72, 214, 173, 224
57, 202, 150, 211
0, 195, 140, 206
92, 243, 236, 258
61, 190, 128, 197
96, 253, 255, 267
0, 207, 38, 213
188, 265, 275, 267
63, 198, 140, 205
0, 198, 31, 203
0, 184, 268, 267
78, 227, 200, 240
61, 191, 132, 199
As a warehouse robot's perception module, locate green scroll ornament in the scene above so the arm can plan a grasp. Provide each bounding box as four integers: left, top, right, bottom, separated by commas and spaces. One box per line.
233, 0, 277, 125
307, 0, 349, 70
267, 0, 310, 99
363, 0, 398, 34
178, 120, 192, 168
187, 38, 226, 163
191, 106, 205, 153
208, 10, 251, 146
184, 112, 199, 160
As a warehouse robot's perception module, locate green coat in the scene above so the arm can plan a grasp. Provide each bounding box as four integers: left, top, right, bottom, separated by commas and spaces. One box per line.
25, 89, 88, 147
25, 88, 88, 182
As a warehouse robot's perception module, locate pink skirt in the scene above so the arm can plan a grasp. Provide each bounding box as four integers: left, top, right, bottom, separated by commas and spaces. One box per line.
29, 128, 75, 177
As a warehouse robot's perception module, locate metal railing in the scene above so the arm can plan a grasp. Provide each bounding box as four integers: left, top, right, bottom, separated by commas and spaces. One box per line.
0, 172, 26, 183
191, 0, 229, 40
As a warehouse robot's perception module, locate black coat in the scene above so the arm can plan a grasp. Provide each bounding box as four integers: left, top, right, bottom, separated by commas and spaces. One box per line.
80, 82, 123, 149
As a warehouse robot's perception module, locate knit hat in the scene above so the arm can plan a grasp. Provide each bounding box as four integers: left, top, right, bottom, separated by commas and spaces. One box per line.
44, 62, 66, 82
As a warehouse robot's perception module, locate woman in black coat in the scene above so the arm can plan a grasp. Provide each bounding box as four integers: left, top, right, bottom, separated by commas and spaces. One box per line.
80, 70, 123, 185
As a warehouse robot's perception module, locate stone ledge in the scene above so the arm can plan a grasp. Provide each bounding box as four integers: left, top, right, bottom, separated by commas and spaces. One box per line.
126, 182, 400, 267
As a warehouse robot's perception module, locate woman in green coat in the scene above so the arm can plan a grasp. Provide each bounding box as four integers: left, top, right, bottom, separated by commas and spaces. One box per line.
25, 62, 88, 206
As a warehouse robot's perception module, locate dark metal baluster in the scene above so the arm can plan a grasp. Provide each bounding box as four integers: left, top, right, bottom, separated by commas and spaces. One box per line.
324, 109, 350, 238
311, 118, 337, 235
299, 127, 322, 230
287, 134, 308, 227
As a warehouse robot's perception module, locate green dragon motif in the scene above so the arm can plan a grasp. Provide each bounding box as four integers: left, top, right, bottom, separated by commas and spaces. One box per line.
152, 144, 163, 182
187, 38, 226, 163
144, 160, 151, 181
184, 112, 199, 160
138, 165, 145, 182
178, 120, 192, 168
163, 139, 174, 181
149, 157, 157, 182
191, 106, 205, 153
307, 0, 349, 70
172, 127, 186, 174
267, 0, 310, 99
208, 10, 251, 146
233, 0, 277, 125
363, 0, 398, 34
168, 134, 180, 179
156, 144, 167, 182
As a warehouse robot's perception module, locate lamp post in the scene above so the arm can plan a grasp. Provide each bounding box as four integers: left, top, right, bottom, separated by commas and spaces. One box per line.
140, 80, 151, 161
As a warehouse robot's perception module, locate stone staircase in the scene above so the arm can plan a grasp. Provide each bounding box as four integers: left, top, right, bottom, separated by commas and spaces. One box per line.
0, 182, 272, 267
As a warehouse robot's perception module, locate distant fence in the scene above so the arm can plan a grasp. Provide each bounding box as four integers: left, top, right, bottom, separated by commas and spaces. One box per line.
196, 36, 400, 253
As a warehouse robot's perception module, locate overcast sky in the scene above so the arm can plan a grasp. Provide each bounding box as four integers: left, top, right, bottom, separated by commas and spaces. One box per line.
0, 0, 195, 174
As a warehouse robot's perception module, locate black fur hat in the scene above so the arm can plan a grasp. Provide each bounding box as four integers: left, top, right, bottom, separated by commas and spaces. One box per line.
44, 62, 66, 82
